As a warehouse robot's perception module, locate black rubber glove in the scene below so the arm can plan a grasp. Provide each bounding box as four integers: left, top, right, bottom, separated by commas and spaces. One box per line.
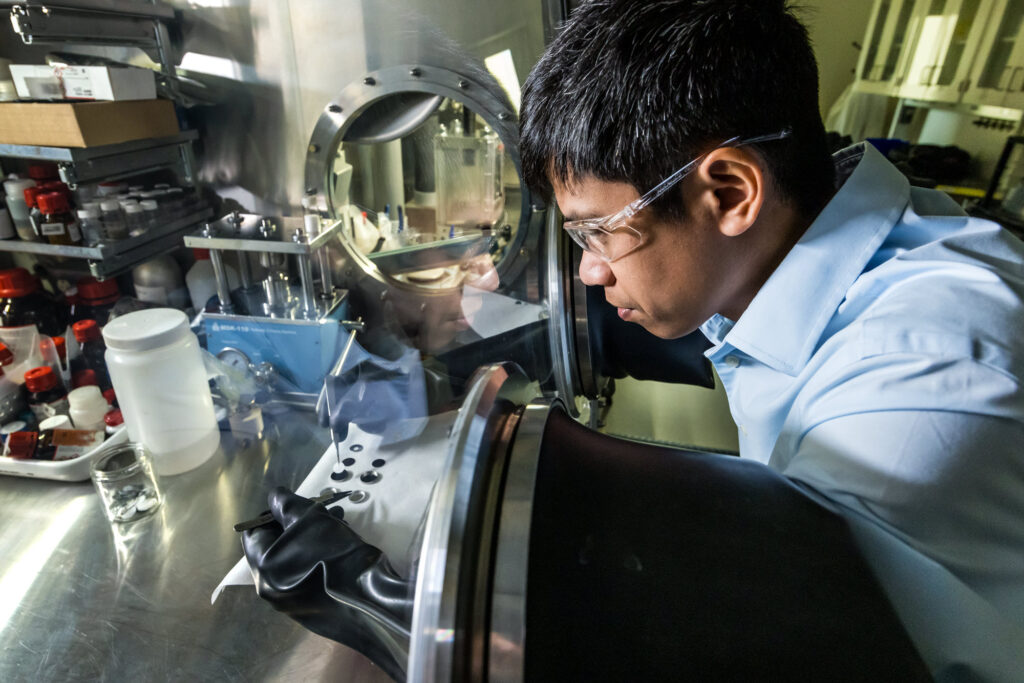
241, 487, 413, 682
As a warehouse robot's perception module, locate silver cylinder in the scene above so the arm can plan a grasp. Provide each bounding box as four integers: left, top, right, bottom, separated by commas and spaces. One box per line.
237, 251, 253, 288
208, 249, 234, 312
297, 253, 317, 316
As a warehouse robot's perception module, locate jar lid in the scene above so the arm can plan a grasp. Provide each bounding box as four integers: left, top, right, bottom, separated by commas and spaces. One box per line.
24, 366, 57, 393
39, 414, 71, 431
52, 336, 66, 358
0, 420, 26, 434
124, 203, 144, 214
0, 343, 13, 366
104, 409, 124, 427
0, 267, 37, 297
99, 199, 120, 211
22, 186, 42, 207
68, 384, 104, 408
37, 191, 67, 214
28, 163, 58, 180
139, 200, 158, 211
102, 308, 190, 352
77, 275, 120, 304
72, 369, 98, 388
103, 388, 116, 405
41, 181, 69, 197
72, 319, 102, 343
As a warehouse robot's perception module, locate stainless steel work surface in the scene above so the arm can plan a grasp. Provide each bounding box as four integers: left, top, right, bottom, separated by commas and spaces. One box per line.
0, 412, 392, 682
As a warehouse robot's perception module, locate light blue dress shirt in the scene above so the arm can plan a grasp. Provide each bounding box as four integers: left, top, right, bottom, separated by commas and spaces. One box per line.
700, 143, 1024, 681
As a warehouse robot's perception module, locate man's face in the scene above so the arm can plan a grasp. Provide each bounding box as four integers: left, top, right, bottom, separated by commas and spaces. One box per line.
554, 176, 734, 339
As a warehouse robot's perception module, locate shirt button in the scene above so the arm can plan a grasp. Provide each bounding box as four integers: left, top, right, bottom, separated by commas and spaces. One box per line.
724, 355, 741, 368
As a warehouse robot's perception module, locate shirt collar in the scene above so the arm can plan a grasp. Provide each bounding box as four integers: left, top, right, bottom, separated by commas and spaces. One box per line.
702, 143, 910, 375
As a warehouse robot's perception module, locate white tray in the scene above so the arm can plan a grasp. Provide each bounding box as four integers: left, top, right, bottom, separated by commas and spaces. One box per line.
0, 426, 129, 481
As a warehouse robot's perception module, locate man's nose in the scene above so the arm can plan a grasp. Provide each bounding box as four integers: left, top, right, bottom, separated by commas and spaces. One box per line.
578, 250, 615, 287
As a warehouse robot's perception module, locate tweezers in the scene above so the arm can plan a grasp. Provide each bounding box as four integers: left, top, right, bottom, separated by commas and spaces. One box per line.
233, 489, 353, 532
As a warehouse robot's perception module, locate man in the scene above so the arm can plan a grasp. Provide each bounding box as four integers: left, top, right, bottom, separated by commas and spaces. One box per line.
520, 0, 1024, 679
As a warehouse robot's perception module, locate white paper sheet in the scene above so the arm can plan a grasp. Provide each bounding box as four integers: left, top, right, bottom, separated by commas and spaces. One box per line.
460, 285, 546, 339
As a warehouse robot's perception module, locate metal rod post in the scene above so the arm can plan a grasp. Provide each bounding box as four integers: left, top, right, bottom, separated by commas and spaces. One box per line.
207, 248, 234, 312
237, 251, 253, 288
316, 249, 334, 298
297, 252, 317, 315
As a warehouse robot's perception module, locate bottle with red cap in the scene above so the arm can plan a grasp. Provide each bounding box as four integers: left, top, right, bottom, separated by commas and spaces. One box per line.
24, 366, 69, 421
71, 319, 111, 391
28, 163, 59, 184
37, 192, 82, 246
75, 276, 122, 325
22, 186, 44, 242
0, 267, 67, 337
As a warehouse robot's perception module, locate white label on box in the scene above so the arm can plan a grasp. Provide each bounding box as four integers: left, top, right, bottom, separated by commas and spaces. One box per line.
40, 222, 66, 236
135, 284, 168, 304
61, 71, 95, 99
25, 77, 62, 99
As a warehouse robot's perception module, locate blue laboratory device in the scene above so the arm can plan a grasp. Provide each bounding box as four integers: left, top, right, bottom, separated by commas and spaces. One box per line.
205, 293, 349, 394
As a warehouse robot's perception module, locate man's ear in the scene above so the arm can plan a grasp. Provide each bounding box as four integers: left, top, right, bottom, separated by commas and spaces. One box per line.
697, 147, 765, 237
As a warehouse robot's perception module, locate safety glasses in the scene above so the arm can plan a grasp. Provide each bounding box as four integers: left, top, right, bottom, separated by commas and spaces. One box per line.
562, 129, 791, 262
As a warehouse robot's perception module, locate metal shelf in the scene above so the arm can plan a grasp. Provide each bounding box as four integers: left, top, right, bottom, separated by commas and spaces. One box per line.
184, 217, 348, 255
0, 0, 176, 20
7, 1, 180, 82
0, 131, 199, 185
0, 207, 213, 278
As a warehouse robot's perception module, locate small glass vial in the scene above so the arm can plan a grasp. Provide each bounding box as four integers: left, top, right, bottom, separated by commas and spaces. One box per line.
124, 203, 146, 237
36, 192, 82, 246
99, 200, 129, 240
77, 207, 103, 245
165, 187, 186, 218
139, 199, 159, 231
90, 443, 163, 523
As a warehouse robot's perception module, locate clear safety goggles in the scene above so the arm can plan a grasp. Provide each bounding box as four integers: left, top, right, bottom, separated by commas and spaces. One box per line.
562, 129, 792, 262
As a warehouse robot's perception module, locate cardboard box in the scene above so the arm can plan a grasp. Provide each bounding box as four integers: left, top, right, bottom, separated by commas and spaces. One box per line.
10, 64, 156, 101
0, 100, 180, 148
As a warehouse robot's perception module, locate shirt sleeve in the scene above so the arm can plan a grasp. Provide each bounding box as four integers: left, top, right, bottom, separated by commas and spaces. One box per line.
781, 407, 1024, 680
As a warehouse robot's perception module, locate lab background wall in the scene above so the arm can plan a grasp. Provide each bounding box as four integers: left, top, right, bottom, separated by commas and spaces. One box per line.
804, 0, 875, 119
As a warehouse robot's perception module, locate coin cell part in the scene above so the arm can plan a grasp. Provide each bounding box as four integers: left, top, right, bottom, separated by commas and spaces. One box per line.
359, 470, 382, 484
349, 491, 370, 504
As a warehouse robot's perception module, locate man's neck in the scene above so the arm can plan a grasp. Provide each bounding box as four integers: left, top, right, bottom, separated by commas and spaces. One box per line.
719, 200, 821, 321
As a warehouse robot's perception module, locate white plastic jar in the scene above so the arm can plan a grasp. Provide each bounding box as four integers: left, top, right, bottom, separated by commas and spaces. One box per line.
68, 385, 108, 431
101, 308, 219, 475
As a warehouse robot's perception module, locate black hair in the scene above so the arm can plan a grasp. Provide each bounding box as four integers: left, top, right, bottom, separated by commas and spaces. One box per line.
520, 0, 835, 219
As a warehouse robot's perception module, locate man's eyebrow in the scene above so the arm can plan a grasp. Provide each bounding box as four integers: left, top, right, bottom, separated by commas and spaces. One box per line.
562, 211, 603, 222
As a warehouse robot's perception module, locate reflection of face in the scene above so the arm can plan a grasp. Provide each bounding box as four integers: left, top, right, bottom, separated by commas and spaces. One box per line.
554, 177, 736, 340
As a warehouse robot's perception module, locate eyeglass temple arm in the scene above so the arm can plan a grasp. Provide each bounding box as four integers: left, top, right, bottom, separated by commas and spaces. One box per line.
625, 129, 792, 217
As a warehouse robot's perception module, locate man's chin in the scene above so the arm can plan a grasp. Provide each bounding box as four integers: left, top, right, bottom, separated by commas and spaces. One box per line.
636, 319, 699, 340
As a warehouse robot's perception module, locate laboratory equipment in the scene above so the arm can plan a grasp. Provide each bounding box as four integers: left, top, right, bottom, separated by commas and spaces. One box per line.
102, 308, 219, 476
184, 211, 351, 397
